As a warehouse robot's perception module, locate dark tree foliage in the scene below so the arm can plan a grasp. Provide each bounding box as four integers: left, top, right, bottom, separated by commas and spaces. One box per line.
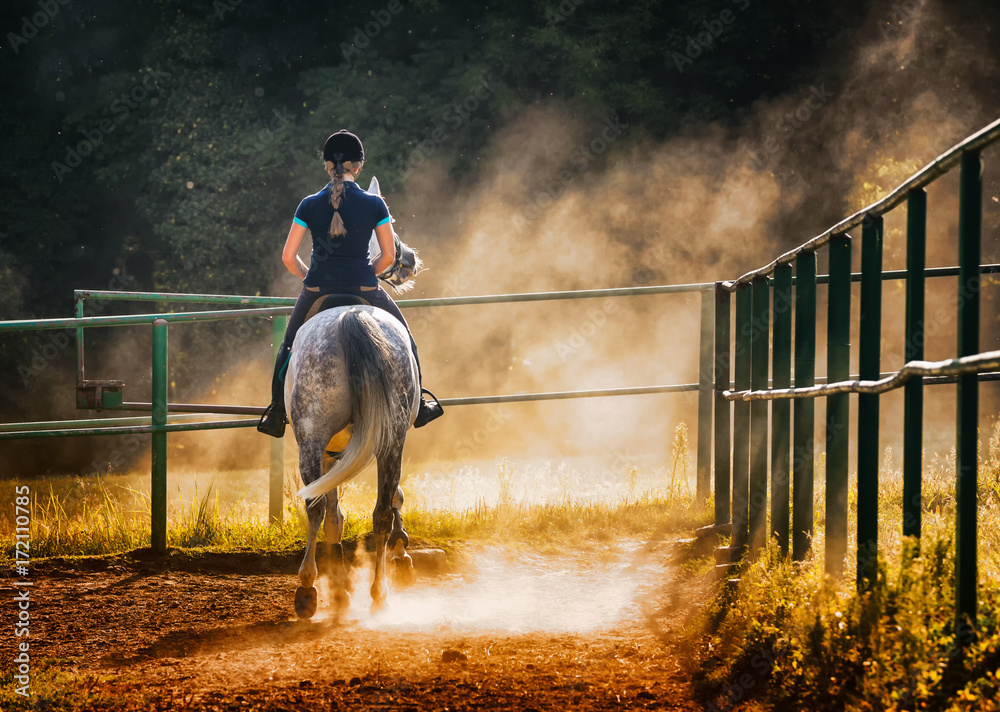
1, 0, 870, 318
11, 0, 993, 472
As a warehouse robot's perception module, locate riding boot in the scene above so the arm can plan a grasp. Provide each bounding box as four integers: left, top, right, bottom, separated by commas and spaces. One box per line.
257, 341, 290, 438
414, 388, 444, 428
408, 335, 444, 428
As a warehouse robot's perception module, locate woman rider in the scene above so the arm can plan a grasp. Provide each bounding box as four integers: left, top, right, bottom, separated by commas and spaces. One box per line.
257, 129, 443, 437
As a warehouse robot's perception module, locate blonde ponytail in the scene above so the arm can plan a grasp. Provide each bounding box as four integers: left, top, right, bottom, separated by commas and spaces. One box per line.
325, 160, 362, 237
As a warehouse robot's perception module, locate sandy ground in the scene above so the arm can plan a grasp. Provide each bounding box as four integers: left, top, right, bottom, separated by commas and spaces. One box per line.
9, 541, 710, 710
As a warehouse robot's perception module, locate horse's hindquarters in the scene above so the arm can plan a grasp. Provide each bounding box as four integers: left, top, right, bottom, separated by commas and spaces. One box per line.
287, 306, 417, 617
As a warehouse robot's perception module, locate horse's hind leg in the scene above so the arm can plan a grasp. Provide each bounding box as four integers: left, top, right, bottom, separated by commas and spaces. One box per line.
388, 487, 416, 588
370, 443, 404, 613
295, 498, 323, 619
323, 488, 351, 613
295, 441, 325, 619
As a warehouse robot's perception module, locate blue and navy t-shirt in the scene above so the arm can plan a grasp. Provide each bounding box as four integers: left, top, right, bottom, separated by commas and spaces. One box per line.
293, 181, 391, 287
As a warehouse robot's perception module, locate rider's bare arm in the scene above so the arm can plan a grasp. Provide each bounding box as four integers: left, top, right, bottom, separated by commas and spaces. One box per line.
372, 222, 395, 275
282, 222, 309, 280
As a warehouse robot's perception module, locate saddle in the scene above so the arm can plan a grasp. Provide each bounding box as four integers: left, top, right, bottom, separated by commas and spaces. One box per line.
303, 293, 369, 324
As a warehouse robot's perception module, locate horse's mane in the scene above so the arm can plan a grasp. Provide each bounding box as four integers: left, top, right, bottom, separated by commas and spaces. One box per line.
366, 176, 423, 294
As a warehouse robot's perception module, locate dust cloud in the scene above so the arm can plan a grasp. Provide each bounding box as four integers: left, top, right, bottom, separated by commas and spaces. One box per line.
382, 0, 1000, 470
314, 544, 662, 634
11, 0, 1000, 487
108, 0, 1000, 487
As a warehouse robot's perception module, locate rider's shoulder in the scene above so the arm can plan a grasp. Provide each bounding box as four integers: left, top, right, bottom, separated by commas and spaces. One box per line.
346, 181, 377, 198
301, 184, 332, 204
347, 182, 387, 210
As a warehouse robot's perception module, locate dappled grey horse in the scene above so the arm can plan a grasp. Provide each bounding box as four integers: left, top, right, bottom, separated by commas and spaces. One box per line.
286, 305, 419, 617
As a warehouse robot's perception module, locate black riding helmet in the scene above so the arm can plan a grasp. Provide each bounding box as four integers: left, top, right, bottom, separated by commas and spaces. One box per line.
323, 130, 365, 166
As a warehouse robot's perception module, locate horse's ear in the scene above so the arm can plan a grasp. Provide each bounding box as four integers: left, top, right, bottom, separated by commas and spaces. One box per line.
366, 176, 380, 196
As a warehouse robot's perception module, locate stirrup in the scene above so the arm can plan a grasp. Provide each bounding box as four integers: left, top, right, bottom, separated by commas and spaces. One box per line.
413, 388, 444, 428
257, 403, 286, 438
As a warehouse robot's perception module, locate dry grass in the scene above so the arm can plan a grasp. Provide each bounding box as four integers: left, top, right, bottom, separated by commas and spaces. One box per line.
2, 451, 709, 561
682, 421, 1000, 712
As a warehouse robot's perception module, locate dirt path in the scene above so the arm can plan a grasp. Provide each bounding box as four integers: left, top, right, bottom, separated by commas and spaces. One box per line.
11, 542, 709, 710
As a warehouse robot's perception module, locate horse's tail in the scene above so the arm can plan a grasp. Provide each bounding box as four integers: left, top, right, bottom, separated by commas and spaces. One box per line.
297, 308, 409, 502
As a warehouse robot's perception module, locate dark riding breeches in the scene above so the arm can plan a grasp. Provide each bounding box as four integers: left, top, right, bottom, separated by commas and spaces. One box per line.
270, 284, 419, 405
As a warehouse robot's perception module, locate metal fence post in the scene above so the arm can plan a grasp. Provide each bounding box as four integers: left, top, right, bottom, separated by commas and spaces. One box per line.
956, 150, 982, 643
714, 284, 732, 527
793, 252, 817, 561
151, 319, 168, 553
270, 315, 287, 524
749, 277, 770, 552
826, 233, 852, 576
858, 216, 883, 589
771, 265, 792, 556
697, 290, 715, 503
732, 284, 752, 555
75, 297, 85, 385
904, 189, 926, 543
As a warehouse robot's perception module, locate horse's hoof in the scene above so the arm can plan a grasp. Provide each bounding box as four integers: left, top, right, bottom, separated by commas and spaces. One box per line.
332, 588, 352, 613
390, 554, 417, 588
294, 586, 318, 619
370, 598, 391, 616
388, 530, 409, 551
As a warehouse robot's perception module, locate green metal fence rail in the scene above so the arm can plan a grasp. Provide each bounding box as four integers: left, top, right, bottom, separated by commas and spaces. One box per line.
4, 117, 999, 643
712, 116, 1000, 649
2, 306, 292, 529
2, 280, 722, 552
11, 265, 995, 555
725, 352, 1000, 400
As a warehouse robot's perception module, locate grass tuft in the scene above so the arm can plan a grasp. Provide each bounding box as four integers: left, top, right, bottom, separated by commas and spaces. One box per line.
3, 457, 709, 561
682, 426, 1000, 712
0, 659, 149, 711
